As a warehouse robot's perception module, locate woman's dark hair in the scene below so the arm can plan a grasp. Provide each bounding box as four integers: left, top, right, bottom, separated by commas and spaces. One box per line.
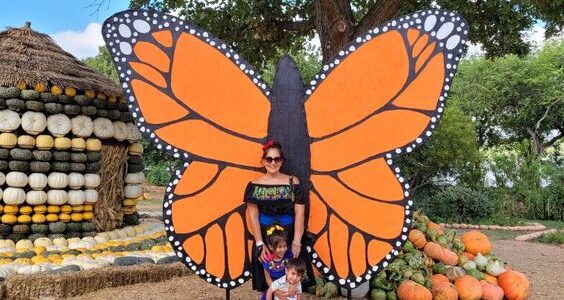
261, 140, 285, 161
265, 224, 287, 250
287, 258, 306, 276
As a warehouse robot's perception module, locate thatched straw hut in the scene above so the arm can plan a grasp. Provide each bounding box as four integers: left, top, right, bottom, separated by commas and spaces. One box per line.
0, 22, 144, 239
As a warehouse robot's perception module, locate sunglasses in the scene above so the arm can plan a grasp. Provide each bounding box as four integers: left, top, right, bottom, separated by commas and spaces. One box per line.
263, 156, 282, 164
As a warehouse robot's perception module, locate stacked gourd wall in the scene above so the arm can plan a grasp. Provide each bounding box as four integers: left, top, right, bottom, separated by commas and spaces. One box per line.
0, 85, 143, 241
123, 142, 145, 225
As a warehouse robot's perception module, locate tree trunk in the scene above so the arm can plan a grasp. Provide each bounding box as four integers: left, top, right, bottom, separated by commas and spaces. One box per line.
314, 0, 407, 63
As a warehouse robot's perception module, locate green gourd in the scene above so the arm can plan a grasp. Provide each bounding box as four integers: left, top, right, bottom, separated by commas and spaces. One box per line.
10, 148, 32, 160
45, 103, 64, 114
0, 87, 20, 98
29, 161, 51, 173
9, 160, 29, 172
48, 222, 66, 234
6, 98, 25, 111
25, 101, 45, 111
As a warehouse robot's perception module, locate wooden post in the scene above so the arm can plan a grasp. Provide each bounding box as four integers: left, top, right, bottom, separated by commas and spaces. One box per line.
347, 288, 352, 300
226, 288, 231, 300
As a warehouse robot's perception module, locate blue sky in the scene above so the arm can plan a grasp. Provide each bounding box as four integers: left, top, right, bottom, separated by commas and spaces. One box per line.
0, 1, 552, 59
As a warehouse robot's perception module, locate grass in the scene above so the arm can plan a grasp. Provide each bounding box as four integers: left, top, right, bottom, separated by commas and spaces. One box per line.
480, 230, 523, 241
533, 231, 564, 245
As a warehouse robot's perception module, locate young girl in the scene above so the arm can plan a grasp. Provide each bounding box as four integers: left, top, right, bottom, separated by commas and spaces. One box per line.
260, 225, 294, 300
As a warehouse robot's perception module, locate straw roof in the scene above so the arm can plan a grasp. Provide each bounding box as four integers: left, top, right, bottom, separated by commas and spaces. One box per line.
0, 22, 122, 97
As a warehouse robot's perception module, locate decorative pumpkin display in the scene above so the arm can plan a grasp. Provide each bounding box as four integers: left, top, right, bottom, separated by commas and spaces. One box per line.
424, 242, 458, 266
83, 173, 100, 188
84, 189, 98, 203
53, 137, 71, 150
3, 187, 26, 205
0, 109, 21, 132
445, 266, 466, 282
124, 185, 143, 199
454, 275, 482, 300
432, 281, 458, 300
35, 135, 54, 150
6, 171, 28, 187
0, 132, 18, 148
397, 280, 432, 300
71, 137, 86, 151
17, 135, 36, 149
68, 172, 84, 189
479, 280, 504, 300
93, 117, 114, 138
47, 172, 69, 189
25, 191, 47, 205
28, 173, 48, 190
126, 122, 142, 141
47, 114, 72, 137
68, 190, 85, 205
497, 270, 529, 300
461, 230, 492, 255
113, 121, 128, 141
408, 229, 427, 249
71, 115, 94, 137
85, 138, 102, 151
129, 142, 143, 155
21, 111, 47, 135
46, 190, 68, 205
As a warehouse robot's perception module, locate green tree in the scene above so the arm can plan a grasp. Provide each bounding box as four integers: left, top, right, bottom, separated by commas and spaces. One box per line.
451, 41, 563, 155
128, 0, 564, 65
83, 46, 119, 83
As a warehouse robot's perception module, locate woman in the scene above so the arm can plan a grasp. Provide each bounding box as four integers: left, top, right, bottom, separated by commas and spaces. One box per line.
244, 140, 314, 295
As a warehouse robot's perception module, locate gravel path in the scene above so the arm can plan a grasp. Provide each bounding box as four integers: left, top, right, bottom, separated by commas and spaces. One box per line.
69, 240, 563, 300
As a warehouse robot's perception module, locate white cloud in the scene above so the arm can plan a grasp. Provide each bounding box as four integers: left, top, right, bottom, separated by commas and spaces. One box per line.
50, 23, 104, 59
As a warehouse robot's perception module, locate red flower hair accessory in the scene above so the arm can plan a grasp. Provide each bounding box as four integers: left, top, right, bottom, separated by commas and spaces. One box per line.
262, 140, 274, 151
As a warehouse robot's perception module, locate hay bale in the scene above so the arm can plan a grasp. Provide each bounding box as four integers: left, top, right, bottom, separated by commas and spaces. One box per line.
94, 142, 128, 232
4, 262, 191, 300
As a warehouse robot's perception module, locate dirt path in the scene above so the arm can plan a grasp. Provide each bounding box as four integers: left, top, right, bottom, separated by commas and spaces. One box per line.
70, 239, 562, 300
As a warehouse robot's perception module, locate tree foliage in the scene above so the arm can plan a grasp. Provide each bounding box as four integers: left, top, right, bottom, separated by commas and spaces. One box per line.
450, 40, 563, 155
128, 0, 563, 65
83, 46, 120, 83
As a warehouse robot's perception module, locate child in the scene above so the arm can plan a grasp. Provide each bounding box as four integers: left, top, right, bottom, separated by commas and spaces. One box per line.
265, 258, 306, 300
260, 225, 293, 300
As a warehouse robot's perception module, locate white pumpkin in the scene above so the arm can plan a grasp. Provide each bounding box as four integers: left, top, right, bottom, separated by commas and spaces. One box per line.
124, 185, 143, 198
15, 239, 33, 250
71, 115, 94, 137
47, 189, 68, 205
17, 264, 43, 275
108, 230, 119, 240
84, 189, 98, 203
124, 226, 136, 238
0, 172, 5, 185
52, 237, 68, 247
21, 111, 46, 135
67, 190, 85, 205
68, 173, 85, 189
126, 122, 142, 141
93, 117, 114, 138
0, 240, 15, 249
47, 114, 72, 137
113, 121, 128, 141
94, 235, 109, 244
0, 110, 21, 132
0, 267, 15, 278
125, 172, 145, 184
26, 190, 47, 205
3, 187, 26, 205
116, 229, 128, 239
84, 173, 101, 188
28, 173, 48, 190
33, 237, 53, 248
6, 171, 28, 187
47, 172, 69, 189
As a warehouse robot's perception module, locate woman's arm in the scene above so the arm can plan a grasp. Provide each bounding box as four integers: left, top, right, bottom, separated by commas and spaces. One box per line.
292, 203, 305, 258
246, 203, 269, 261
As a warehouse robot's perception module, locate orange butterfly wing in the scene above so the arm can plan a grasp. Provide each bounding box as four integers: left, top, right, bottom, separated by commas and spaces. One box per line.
102, 11, 271, 287
304, 10, 468, 287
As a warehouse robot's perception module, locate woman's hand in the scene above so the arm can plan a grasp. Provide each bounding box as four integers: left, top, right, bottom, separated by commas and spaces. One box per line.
274, 290, 289, 300
258, 245, 271, 263
291, 241, 301, 258
287, 284, 298, 297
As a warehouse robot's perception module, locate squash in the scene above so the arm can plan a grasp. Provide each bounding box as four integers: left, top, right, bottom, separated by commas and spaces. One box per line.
424, 242, 458, 266
26, 190, 47, 205
46, 214, 59, 222
28, 173, 48, 190
71, 115, 94, 137
49, 222, 66, 233
0, 86, 20, 98
0, 132, 18, 148
33, 205, 47, 214
86, 162, 101, 173
47, 190, 68, 205
21, 111, 47, 135
127, 122, 142, 141
68, 173, 85, 189
82, 211, 94, 221
83, 204, 93, 212
71, 152, 87, 163
73, 95, 90, 105
0, 148, 8, 159
461, 230, 491, 255
52, 151, 70, 161
35, 135, 54, 150
34, 84, 47, 94
479, 280, 504, 300
45, 102, 64, 114
3, 187, 26, 205
17, 215, 32, 224
454, 275, 482, 300
432, 281, 458, 300
85, 138, 102, 151
84, 174, 101, 188
0, 110, 21, 132
6, 98, 25, 111
26, 100, 45, 111
47, 205, 60, 214
51, 85, 63, 95
15, 239, 33, 250
85, 90, 96, 99
54, 137, 71, 150
81, 106, 97, 116
129, 142, 143, 155
3, 204, 18, 214
58, 213, 71, 223
70, 213, 83, 222
71, 205, 83, 212
6, 171, 28, 187
483, 273, 498, 285
124, 185, 143, 198
19, 205, 33, 215
64, 87, 77, 97
10, 148, 32, 161
84, 189, 98, 203
108, 109, 121, 120
497, 270, 529, 300
31, 214, 46, 224
96, 108, 109, 117
445, 266, 466, 281
93, 117, 114, 138
60, 204, 72, 214
17, 135, 36, 149
86, 151, 102, 162
113, 121, 128, 141
32, 150, 52, 161
431, 274, 450, 286
125, 172, 145, 184
47, 114, 72, 137
51, 161, 70, 172
71, 138, 86, 151
47, 172, 69, 189
68, 190, 85, 205
1, 214, 17, 224
70, 163, 85, 172
29, 161, 50, 173
64, 104, 81, 115
123, 198, 137, 207
397, 280, 431, 300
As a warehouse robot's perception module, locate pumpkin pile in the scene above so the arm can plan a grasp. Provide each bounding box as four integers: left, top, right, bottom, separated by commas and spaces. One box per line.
0, 84, 144, 240
311, 211, 530, 300
0, 223, 175, 277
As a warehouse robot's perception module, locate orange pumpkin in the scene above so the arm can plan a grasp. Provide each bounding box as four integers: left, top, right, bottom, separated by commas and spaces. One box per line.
454, 275, 482, 300
408, 229, 427, 249
461, 230, 491, 255
424, 242, 458, 266
431, 274, 449, 286
479, 280, 504, 300
427, 221, 444, 234
498, 270, 529, 300
462, 252, 475, 260
483, 273, 498, 285
432, 282, 458, 300
397, 280, 432, 300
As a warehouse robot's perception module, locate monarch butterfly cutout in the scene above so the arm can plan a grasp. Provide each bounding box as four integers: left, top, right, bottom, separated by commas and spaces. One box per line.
102, 9, 468, 289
